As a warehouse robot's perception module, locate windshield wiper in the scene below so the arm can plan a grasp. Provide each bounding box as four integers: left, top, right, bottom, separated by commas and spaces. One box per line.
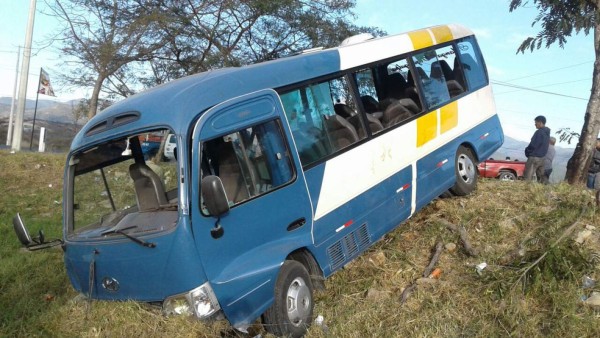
101, 226, 156, 249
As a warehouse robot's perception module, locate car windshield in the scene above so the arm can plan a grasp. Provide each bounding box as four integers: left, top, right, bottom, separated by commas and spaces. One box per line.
69, 129, 178, 238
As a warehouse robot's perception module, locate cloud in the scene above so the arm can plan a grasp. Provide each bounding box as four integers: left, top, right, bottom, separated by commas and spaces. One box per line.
487, 65, 505, 78
472, 28, 492, 39
507, 33, 532, 45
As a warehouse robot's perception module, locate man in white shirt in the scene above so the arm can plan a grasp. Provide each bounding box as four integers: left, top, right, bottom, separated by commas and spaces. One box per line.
542, 137, 556, 184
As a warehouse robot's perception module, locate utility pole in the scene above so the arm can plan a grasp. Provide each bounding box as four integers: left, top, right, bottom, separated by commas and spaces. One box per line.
11, 0, 37, 151
6, 46, 21, 146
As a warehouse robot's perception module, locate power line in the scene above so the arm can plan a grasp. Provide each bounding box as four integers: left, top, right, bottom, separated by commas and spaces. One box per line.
502, 60, 593, 82
491, 81, 588, 100
495, 78, 591, 95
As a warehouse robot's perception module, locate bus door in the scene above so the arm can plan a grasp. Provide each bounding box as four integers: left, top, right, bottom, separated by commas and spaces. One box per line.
190, 89, 313, 326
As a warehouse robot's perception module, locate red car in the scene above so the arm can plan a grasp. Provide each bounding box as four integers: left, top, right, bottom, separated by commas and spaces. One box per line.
477, 159, 526, 181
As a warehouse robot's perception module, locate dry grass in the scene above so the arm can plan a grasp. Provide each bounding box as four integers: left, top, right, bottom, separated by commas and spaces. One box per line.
2, 150, 600, 337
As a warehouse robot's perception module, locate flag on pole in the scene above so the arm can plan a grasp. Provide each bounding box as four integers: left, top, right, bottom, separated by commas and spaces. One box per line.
37, 68, 55, 96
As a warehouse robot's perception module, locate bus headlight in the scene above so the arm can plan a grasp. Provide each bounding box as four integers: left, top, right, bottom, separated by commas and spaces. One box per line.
163, 282, 221, 318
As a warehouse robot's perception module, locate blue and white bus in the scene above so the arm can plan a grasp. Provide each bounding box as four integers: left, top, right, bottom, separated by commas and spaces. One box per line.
15, 24, 502, 337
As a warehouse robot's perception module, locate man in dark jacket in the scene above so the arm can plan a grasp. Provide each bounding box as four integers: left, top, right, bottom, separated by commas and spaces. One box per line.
524, 115, 550, 181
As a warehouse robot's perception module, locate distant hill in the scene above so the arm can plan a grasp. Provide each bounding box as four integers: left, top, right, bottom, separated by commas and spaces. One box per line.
0, 96, 75, 111
489, 136, 574, 183
0, 96, 87, 152
0, 96, 85, 124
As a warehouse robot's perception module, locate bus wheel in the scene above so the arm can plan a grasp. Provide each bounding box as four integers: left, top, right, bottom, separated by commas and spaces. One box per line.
262, 260, 314, 338
450, 145, 478, 196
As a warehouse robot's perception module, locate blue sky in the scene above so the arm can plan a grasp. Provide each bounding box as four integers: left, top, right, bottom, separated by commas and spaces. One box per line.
0, 0, 594, 147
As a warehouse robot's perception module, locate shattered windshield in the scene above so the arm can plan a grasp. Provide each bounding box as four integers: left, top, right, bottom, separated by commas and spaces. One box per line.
69, 129, 179, 238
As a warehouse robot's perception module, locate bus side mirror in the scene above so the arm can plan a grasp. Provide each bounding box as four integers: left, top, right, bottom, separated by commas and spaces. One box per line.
13, 213, 33, 246
201, 176, 230, 217
12, 213, 63, 251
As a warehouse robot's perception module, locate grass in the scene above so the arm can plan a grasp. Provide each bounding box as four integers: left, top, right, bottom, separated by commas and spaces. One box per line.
2, 150, 600, 337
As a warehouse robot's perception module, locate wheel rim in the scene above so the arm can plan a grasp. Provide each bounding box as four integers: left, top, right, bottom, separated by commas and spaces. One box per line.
457, 153, 476, 184
499, 173, 515, 181
286, 276, 311, 326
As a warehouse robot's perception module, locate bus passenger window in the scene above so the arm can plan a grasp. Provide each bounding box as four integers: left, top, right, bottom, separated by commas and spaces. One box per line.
280, 76, 365, 167
200, 120, 294, 209
379, 58, 422, 128
455, 37, 488, 91
354, 65, 417, 130
412, 44, 464, 108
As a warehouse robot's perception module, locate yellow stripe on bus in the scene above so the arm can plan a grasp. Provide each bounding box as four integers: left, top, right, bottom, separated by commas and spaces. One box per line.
416, 111, 438, 147
408, 30, 433, 50
430, 26, 453, 44
440, 101, 458, 134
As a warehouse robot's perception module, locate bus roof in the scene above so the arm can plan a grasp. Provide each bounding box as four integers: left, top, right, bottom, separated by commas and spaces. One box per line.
72, 23, 474, 150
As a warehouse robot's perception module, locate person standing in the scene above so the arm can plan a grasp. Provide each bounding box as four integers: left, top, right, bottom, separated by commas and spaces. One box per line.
587, 139, 600, 189
524, 115, 550, 181
542, 137, 556, 184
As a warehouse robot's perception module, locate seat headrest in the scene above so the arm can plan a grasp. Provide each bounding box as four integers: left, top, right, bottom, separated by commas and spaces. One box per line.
334, 103, 355, 119
360, 95, 379, 113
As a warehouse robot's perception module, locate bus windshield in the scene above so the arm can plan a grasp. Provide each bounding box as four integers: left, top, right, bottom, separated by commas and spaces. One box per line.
69, 129, 178, 238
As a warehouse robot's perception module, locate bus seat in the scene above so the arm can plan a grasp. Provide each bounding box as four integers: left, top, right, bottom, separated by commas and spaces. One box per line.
437, 60, 455, 80
379, 97, 397, 112
360, 95, 380, 114
217, 141, 250, 203
129, 162, 168, 211
366, 113, 384, 134
447, 80, 464, 97
334, 103, 355, 119
403, 87, 422, 109
407, 67, 428, 86
397, 98, 420, 114
385, 73, 409, 99
430, 61, 445, 81
382, 100, 413, 127
324, 114, 359, 151
348, 113, 383, 137
431, 60, 464, 97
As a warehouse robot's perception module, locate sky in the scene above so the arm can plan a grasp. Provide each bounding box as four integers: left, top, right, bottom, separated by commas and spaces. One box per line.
0, 0, 595, 148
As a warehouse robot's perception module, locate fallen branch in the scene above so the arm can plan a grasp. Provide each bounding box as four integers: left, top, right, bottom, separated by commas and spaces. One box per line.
400, 240, 444, 304
399, 283, 417, 304
438, 218, 479, 257
423, 241, 444, 278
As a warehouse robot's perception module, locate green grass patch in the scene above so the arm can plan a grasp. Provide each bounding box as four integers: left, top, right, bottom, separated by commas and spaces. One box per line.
2, 151, 600, 337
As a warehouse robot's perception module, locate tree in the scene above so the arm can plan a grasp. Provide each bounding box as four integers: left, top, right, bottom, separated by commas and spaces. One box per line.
509, 0, 600, 184
46, 0, 171, 119
138, 0, 384, 86
71, 98, 112, 129
48, 1, 382, 119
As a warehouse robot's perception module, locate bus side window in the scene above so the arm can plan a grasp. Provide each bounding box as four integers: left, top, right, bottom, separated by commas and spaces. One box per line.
354, 65, 419, 130
200, 120, 294, 209
378, 58, 422, 128
280, 76, 365, 167
455, 37, 488, 91
413, 50, 445, 108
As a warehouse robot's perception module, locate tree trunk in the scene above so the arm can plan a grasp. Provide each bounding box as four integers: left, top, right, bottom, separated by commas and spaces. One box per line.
565, 22, 600, 184
87, 76, 105, 119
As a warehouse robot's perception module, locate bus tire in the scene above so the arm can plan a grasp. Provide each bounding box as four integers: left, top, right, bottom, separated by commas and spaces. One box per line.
262, 260, 314, 338
450, 145, 478, 196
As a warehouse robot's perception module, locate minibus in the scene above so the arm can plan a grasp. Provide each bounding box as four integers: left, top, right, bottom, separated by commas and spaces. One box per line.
14, 24, 503, 337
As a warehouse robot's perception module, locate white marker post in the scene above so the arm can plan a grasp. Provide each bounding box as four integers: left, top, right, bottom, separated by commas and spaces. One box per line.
38, 127, 46, 152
